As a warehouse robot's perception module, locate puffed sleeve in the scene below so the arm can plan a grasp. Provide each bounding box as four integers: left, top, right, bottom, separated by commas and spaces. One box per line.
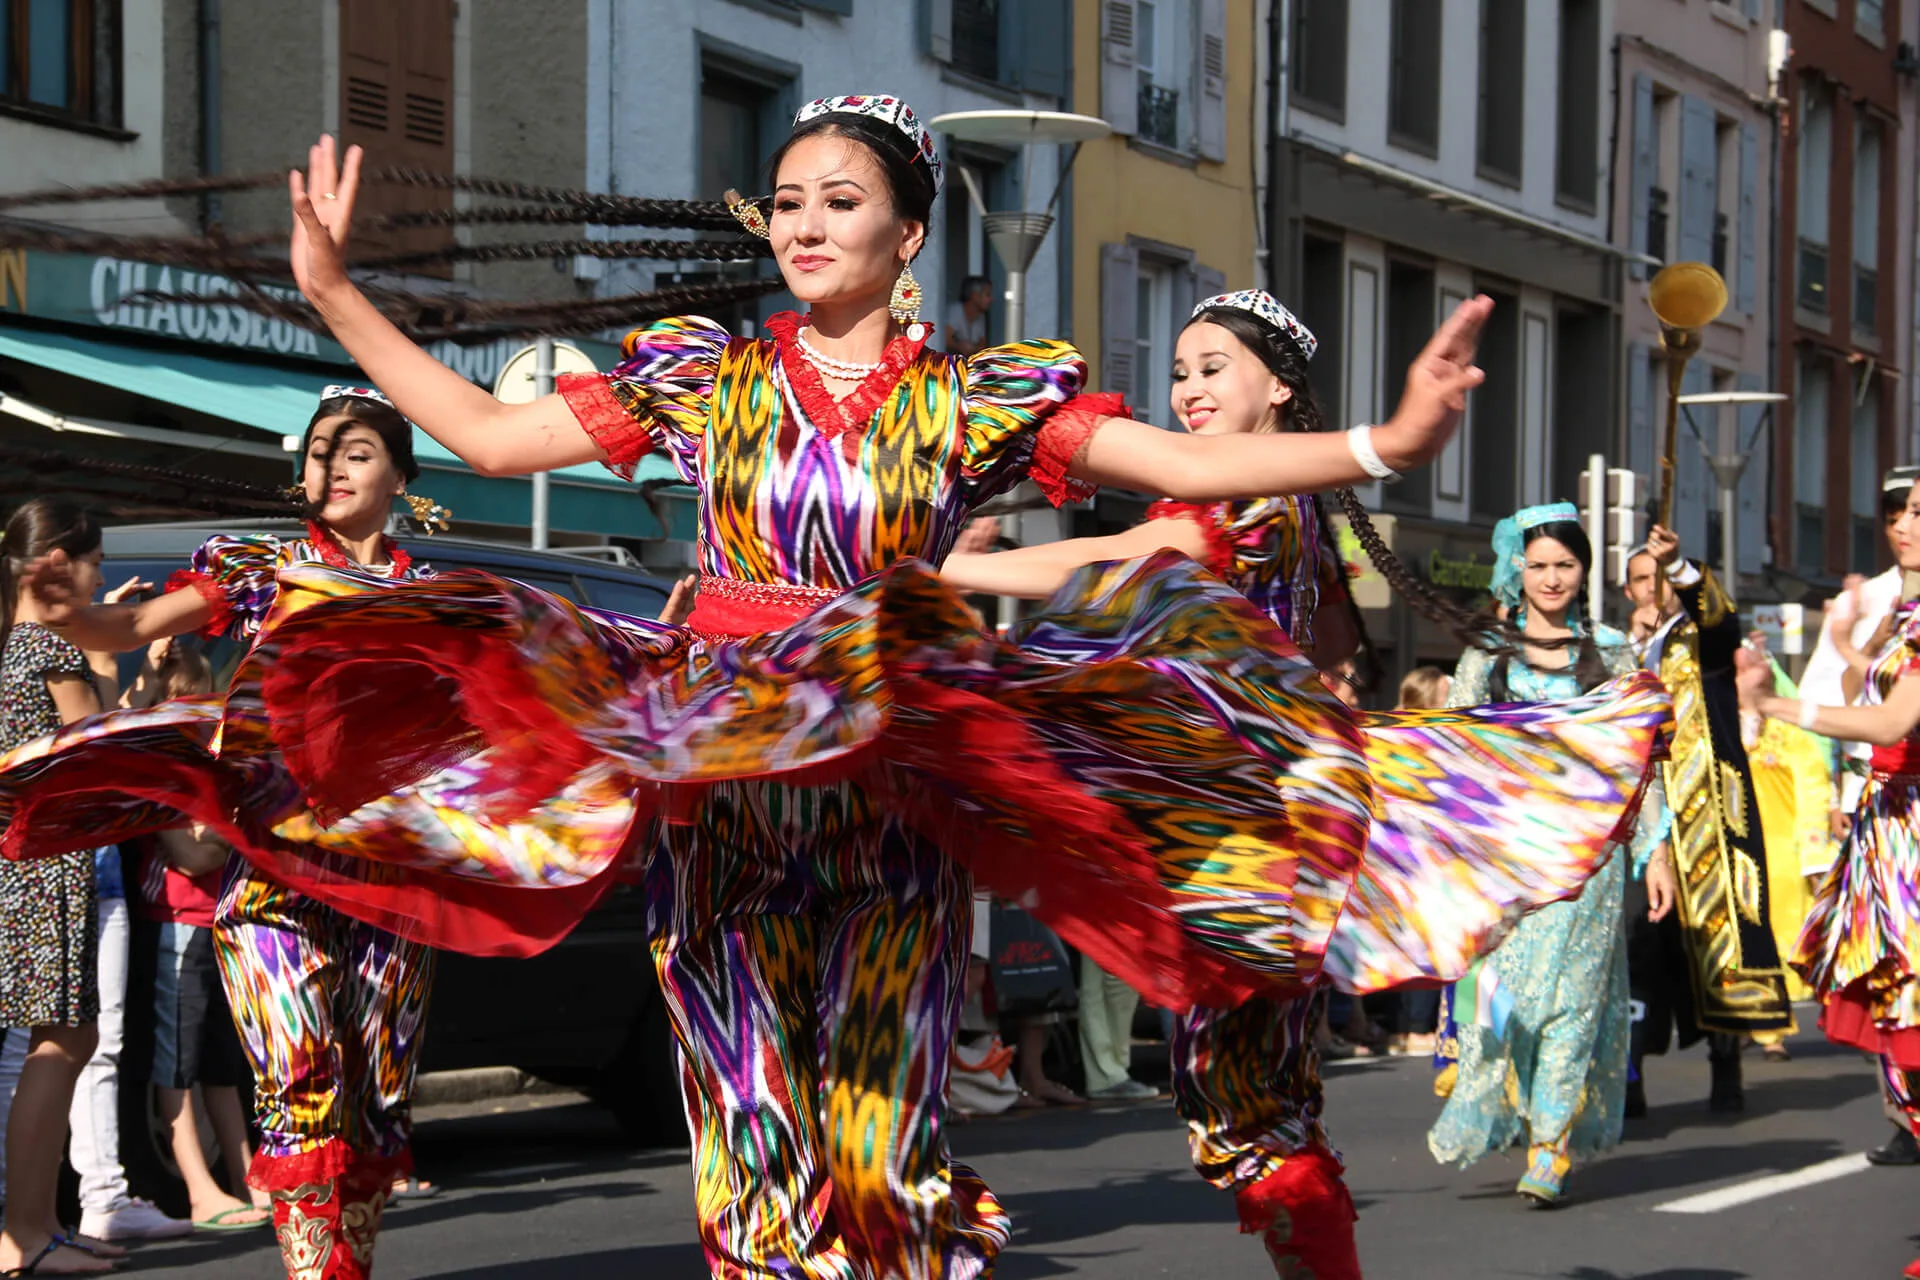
1446, 646, 1492, 708
1144, 500, 1235, 575
164, 534, 287, 642
958, 339, 1105, 509
554, 315, 730, 484
16, 625, 88, 682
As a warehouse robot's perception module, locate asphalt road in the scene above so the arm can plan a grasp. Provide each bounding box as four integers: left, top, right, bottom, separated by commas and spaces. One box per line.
118, 1021, 1911, 1278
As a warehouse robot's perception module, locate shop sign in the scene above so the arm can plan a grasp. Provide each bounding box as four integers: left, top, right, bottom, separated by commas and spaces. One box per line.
1425, 549, 1495, 593
1749, 602, 1805, 656
0, 247, 614, 386
1329, 512, 1393, 611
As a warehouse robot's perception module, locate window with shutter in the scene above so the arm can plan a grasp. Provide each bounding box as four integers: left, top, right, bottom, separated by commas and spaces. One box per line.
1101, 0, 1139, 137
1736, 123, 1757, 312
1388, 0, 1441, 155
3, 0, 118, 126
1290, 0, 1347, 120
341, 0, 454, 274
1382, 261, 1437, 516
1627, 342, 1654, 479
1554, 0, 1600, 209
1469, 286, 1519, 521
1793, 354, 1831, 575
1628, 74, 1655, 280
1475, 0, 1525, 187
1196, 0, 1227, 162
1676, 96, 1717, 265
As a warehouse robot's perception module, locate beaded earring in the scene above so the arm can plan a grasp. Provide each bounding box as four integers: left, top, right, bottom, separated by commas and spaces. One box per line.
404, 493, 452, 534
724, 190, 770, 241
889, 263, 922, 325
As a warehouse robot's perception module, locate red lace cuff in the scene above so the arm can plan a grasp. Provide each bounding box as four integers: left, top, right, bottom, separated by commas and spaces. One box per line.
1029, 392, 1124, 507
164, 570, 233, 639
558, 371, 653, 478
1145, 501, 1235, 576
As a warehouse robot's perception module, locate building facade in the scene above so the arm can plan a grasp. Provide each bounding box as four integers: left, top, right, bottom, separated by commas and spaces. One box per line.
1613, 0, 1777, 597
1776, 0, 1916, 590
1262, 0, 1629, 686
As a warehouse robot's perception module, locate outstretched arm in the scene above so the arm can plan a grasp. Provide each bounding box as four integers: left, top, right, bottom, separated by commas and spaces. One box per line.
1068, 297, 1490, 501
290, 137, 601, 477
1742, 649, 1920, 746
940, 516, 1212, 599
24, 553, 212, 653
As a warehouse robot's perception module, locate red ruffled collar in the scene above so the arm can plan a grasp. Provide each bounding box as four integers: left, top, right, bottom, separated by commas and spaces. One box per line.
764, 311, 930, 444
307, 521, 411, 576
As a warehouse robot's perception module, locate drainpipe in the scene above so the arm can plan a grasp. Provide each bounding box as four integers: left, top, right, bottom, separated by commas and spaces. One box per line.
199, 0, 221, 232
1266, 0, 1290, 297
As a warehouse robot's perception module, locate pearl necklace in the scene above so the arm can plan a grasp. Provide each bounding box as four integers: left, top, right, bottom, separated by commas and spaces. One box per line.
794, 327, 881, 380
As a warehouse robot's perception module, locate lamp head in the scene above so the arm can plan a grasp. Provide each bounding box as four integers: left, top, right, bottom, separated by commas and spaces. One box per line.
1648, 261, 1728, 338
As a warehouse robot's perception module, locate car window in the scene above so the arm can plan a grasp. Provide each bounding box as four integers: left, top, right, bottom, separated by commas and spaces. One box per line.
580, 577, 670, 620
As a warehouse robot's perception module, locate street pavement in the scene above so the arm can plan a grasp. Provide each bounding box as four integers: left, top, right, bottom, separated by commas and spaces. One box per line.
121, 1020, 1911, 1278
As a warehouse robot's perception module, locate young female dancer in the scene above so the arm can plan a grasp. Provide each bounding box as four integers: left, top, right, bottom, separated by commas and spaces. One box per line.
1427, 505, 1676, 1206
942, 294, 1675, 1274
16, 389, 442, 1279
1738, 474, 1920, 1279
11, 98, 1653, 1279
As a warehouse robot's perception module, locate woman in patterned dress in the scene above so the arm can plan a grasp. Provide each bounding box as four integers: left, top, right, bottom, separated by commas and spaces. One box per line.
14, 390, 452, 1280
1738, 475, 1920, 1279
942, 293, 1675, 1276
0, 499, 120, 1277
1426, 505, 1677, 1206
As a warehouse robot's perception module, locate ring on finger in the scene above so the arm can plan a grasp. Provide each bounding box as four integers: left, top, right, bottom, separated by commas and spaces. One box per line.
322, 192, 338, 200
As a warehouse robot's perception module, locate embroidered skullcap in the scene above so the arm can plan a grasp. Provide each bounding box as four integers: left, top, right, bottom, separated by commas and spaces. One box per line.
794, 94, 943, 194
1489, 502, 1582, 606
1884, 464, 1920, 493
320, 384, 398, 410
1192, 289, 1318, 361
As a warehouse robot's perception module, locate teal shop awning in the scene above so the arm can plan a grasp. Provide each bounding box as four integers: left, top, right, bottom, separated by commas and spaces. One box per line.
0, 326, 685, 536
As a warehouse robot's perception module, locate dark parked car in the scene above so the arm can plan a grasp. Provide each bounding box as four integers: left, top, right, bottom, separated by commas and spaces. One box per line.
97, 521, 687, 1214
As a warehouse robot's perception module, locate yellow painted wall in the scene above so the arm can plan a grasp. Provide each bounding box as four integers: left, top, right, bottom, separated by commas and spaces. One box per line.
1069, 0, 1262, 393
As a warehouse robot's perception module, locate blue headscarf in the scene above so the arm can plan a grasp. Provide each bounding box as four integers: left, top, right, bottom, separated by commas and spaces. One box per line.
1488, 502, 1581, 608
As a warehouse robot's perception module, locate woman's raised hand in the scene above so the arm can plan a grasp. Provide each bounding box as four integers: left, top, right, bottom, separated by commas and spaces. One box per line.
21, 550, 80, 628
289, 135, 364, 303
1375, 296, 1492, 471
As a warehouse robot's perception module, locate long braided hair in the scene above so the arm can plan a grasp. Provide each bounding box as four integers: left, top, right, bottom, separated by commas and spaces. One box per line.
1190, 305, 1556, 663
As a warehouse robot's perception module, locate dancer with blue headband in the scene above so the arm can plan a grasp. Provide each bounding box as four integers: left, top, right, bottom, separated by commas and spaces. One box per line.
1428, 501, 1678, 1207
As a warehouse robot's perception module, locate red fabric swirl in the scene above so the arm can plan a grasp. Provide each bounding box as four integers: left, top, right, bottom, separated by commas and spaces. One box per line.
164, 570, 234, 640
1030, 393, 1123, 507
1821, 984, 1920, 1071
557, 371, 653, 470
1872, 741, 1920, 775
1145, 500, 1236, 576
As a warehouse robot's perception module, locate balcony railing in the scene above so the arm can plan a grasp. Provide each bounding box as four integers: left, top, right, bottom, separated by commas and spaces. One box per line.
1138, 83, 1180, 150
1798, 239, 1829, 312
1855, 264, 1879, 331
1646, 187, 1670, 264
1710, 211, 1729, 277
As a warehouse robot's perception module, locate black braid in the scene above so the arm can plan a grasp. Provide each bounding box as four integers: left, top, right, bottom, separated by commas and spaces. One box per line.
0, 170, 285, 212
350, 237, 772, 271
3, 443, 304, 512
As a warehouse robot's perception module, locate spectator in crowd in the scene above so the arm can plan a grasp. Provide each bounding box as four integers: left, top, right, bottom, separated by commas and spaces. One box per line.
124, 639, 272, 1231
1077, 957, 1156, 1101
0, 498, 125, 1275
67, 607, 195, 1247
944, 274, 993, 357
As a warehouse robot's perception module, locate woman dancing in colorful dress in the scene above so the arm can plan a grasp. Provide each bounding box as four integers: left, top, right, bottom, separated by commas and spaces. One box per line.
7, 96, 1661, 1278
1426, 503, 1677, 1206
15, 389, 449, 1279
943, 293, 1674, 1274
1738, 474, 1920, 1279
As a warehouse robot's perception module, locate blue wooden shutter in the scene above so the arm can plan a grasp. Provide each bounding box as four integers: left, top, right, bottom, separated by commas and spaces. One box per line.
1678, 95, 1717, 265
1737, 122, 1758, 313
923, 0, 953, 62
1676, 361, 1711, 555
1009, 0, 1070, 100
1197, 0, 1228, 162
1629, 74, 1655, 280
1101, 0, 1138, 136
1736, 371, 1768, 573
1627, 342, 1654, 480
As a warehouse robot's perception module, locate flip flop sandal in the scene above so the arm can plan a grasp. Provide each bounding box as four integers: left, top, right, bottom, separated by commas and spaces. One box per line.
3, 1237, 121, 1277
51, 1238, 124, 1272
195, 1205, 271, 1231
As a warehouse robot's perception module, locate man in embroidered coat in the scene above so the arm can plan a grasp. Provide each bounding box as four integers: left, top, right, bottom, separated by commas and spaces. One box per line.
1623, 525, 1793, 1113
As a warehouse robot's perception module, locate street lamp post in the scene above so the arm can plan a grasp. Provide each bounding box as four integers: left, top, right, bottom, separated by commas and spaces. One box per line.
1674, 390, 1788, 591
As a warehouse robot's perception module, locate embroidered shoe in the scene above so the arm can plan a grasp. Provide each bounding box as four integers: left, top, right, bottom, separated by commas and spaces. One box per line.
1516, 1145, 1570, 1207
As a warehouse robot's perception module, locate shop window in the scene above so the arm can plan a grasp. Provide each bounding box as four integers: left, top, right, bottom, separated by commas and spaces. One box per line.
1, 0, 120, 127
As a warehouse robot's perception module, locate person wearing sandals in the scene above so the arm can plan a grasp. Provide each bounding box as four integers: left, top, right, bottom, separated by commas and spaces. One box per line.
1426, 504, 1678, 1208
0, 499, 124, 1276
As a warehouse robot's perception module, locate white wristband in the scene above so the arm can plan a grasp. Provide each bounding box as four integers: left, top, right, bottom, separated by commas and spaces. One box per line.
1347, 425, 1399, 482
1797, 701, 1821, 731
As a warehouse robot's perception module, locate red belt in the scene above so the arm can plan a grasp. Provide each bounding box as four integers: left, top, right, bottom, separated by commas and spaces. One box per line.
685, 575, 841, 640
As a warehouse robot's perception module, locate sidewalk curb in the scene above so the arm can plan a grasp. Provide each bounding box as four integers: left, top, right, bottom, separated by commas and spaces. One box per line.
415, 1067, 535, 1107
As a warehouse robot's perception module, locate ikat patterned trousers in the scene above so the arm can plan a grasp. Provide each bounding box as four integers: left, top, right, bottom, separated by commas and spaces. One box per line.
1171, 993, 1328, 1190
645, 780, 1010, 1280
215, 860, 435, 1188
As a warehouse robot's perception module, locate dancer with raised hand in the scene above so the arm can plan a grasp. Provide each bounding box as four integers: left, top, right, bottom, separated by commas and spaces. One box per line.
12, 389, 448, 1280
1738, 472, 1920, 1280
946, 293, 1675, 1272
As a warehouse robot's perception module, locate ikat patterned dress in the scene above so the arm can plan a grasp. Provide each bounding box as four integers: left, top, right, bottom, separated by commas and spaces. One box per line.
0, 624, 98, 1028
0, 313, 1672, 1280
1794, 604, 1920, 1121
